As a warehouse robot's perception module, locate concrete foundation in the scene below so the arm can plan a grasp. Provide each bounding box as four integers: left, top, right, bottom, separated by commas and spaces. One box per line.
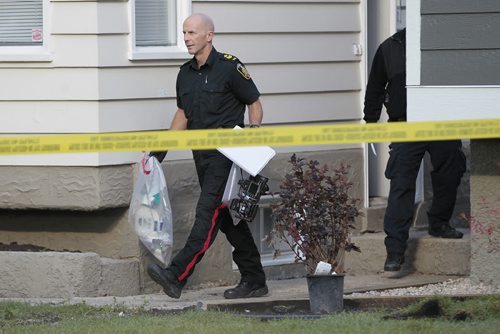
0, 146, 477, 297
0, 165, 134, 210
0, 252, 139, 298
469, 139, 500, 286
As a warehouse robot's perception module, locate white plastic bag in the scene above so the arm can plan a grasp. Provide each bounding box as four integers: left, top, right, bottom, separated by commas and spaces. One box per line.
128, 155, 173, 266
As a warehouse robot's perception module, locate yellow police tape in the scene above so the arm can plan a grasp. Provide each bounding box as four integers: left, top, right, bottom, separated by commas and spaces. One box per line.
1, 119, 499, 156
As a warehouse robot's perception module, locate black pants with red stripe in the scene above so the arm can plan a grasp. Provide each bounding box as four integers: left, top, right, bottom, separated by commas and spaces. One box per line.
168, 150, 266, 285
383, 140, 466, 256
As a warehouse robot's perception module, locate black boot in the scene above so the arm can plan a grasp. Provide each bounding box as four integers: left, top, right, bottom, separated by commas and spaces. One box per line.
428, 224, 463, 239
384, 253, 405, 272
223, 281, 269, 299
147, 263, 184, 299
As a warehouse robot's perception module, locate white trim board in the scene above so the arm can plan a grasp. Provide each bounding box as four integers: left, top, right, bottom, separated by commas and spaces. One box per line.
406, 0, 421, 86
0, 151, 143, 167
407, 86, 500, 122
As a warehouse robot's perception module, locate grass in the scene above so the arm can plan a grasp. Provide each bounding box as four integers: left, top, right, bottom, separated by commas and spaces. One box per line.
0, 295, 499, 334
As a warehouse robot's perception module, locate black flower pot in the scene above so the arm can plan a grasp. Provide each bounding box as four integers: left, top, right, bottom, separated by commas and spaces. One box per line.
306, 274, 344, 314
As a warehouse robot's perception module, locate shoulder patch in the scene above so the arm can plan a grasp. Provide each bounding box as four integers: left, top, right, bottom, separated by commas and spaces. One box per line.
236, 62, 252, 80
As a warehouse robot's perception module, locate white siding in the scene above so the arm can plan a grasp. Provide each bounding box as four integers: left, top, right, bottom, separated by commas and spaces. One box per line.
194, 0, 364, 126
51, 1, 129, 35
1, 0, 365, 166
215, 33, 361, 63
195, 2, 360, 32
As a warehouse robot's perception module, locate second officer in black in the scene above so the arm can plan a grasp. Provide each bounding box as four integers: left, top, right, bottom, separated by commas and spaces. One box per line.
364, 28, 465, 273
147, 13, 268, 299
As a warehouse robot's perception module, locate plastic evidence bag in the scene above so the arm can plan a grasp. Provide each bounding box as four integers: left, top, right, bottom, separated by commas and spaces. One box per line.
128, 155, 173, 266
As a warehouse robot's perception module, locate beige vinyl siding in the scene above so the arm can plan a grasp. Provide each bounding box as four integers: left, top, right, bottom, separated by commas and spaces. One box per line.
0, 68, 99, 100
261, 92, 361, 124
215, 33, 361, 63
195, 2, 360, 32
1, 101, 100, 132
50, 1, 129, 35
1, 66, 180, 101
194, 0, 364, 125
1, 100, 174, 133
1, 0, 365, 164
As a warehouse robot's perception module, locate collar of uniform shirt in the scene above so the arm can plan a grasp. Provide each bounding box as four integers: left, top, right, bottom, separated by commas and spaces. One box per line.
189, 47, 218, 70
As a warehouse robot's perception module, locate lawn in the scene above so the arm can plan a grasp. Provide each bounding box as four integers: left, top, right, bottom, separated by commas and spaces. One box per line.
0, 295, 498, 333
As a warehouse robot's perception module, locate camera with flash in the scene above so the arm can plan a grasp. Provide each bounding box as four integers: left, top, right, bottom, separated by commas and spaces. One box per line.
229, 174, 269, 222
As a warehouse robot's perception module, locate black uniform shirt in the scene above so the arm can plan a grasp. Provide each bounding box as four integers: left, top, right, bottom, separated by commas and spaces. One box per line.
363, 29, 406, 123
176, 47, 260, 130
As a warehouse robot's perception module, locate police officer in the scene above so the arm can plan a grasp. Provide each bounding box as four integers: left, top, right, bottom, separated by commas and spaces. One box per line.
364, 28, 466, 272
147, 13, 268, 299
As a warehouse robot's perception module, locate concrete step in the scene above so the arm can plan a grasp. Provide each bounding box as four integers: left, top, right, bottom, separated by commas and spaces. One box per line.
362, 197, 434, 233
361, 197, 387, 232
345, 228, 470, 276
0, 252, 140, 298
0, 229, 470, 299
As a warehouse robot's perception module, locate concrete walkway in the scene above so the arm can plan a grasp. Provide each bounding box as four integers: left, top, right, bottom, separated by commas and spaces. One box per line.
1, 272, 457, 311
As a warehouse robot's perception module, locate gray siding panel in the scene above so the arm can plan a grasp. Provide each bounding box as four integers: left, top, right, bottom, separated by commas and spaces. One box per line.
194, 2, 361, 33
421, 13, 500, 50
215, 32, 361, 63
421, 1, 500, 86
421, 50, 500, 85
192, 0, 364, 125
422, 0, 500, 14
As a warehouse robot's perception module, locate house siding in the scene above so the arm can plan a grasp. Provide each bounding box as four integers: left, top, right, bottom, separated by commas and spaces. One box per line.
0, 0, 366, 197
420, 0, 500, 85
1, 0, 364, 164
408, 0, 499, 286
194, 0, 363, 125
0, 0, 366, 289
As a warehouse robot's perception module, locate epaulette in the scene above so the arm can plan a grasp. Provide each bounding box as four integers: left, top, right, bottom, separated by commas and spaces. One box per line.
219, 53, 239, 62
219, 52, 252, 80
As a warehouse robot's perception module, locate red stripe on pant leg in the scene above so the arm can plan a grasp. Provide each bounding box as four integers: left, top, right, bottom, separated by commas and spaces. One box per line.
178, 203, 225, 282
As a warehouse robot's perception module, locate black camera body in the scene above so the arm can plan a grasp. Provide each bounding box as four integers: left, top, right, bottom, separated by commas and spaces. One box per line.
229, 174, 269, 222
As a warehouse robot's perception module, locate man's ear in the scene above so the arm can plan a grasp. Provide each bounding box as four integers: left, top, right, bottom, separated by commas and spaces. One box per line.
207, 31, 214, 43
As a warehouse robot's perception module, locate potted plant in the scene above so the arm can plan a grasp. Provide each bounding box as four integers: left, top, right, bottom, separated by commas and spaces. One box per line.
269, 154, 362, 313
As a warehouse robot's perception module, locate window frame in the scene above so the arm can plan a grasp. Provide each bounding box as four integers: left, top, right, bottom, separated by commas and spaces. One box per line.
246, 195, 296, 267
129, 0, 191, 60
0, 0, 52, 62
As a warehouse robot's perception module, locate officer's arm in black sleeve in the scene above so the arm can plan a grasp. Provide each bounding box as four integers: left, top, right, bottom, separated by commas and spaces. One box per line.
363, 46, 388, 123
149, 150, 168, 163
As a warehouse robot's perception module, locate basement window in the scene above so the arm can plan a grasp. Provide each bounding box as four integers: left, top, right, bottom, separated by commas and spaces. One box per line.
247, 196, 296, 267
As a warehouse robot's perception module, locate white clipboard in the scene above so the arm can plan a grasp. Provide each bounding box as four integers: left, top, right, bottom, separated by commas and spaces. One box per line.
217, 126, 276, 176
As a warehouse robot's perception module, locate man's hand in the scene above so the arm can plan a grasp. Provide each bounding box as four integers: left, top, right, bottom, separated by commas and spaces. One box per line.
149, 151, 168, 163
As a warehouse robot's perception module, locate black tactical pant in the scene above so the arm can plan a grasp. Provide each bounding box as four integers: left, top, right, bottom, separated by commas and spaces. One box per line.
168, 150, 266, 285
384, 140, 466, 255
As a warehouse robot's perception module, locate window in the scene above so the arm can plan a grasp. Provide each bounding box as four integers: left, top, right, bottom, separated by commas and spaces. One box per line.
0, 0, 42, 46
131, 0, 190, 60
0, 0, 51, 61
247, 196, 296, 267
396, 0, 406, 31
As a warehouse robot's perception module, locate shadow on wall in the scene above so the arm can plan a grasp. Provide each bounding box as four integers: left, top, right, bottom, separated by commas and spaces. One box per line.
0, 208, 126, 233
